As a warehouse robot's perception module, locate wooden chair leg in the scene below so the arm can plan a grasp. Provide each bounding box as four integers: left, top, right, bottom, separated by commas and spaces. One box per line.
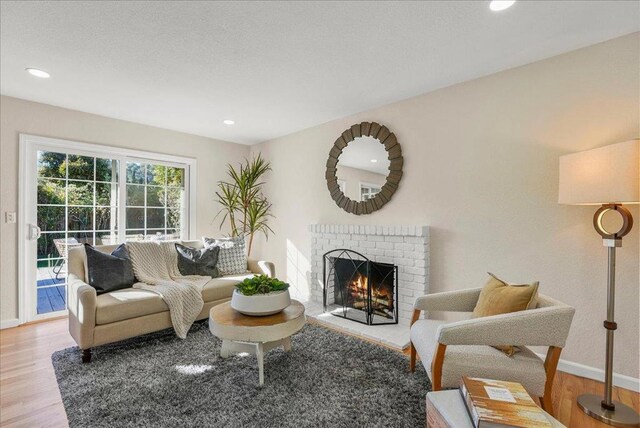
540, 346, 562, 415
81, 348, 92, 363
539, 394, 553, 414
409, 309, 421, 373
410, 342, 417, 372
431, 343, 447, 391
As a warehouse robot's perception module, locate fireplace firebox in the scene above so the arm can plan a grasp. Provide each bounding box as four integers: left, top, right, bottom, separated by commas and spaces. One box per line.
323, 249, 398, 325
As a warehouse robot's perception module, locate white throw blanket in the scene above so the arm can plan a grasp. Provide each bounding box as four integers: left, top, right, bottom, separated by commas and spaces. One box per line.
127, 241, 210, 339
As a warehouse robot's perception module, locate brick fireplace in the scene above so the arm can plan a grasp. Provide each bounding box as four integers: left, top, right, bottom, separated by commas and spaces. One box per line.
309, 225, 429, 325
323, 249, 399, 325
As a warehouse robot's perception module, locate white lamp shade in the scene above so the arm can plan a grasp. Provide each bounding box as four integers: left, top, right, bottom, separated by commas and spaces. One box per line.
558, 139, 639, 205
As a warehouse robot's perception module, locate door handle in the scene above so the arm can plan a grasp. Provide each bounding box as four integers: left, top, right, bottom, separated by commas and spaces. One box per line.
29, 224, 41, 240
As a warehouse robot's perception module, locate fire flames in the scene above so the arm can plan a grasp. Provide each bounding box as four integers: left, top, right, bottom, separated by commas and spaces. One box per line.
347, 273, 394, 317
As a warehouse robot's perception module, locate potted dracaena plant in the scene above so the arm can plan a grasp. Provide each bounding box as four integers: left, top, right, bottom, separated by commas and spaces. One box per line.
214, 154, 273, 257
230, 275, 291, 316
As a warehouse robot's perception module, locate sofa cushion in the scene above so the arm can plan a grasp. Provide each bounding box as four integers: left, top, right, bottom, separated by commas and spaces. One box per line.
96, 288, 168, 325
95, 273, 255, 324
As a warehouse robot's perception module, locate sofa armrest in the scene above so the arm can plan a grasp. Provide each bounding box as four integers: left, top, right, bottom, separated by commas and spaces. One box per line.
67, 273, 97, 350
414, 288, 482, 313
436, 305, 575, 348
247, 259, 276, 278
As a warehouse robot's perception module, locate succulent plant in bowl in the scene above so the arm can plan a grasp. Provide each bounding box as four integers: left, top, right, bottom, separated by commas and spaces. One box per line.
231, 275, 291, 316
235, 275, 289, 296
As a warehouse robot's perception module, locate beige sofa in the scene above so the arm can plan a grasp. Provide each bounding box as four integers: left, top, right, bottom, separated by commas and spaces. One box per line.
67, 240, 275, 362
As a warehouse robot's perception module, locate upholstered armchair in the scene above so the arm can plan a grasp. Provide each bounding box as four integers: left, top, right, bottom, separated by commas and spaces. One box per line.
409, 288, 575, 415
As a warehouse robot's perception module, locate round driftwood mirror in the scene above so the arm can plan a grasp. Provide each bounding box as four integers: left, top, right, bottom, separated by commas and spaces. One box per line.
326, 122, 403, 215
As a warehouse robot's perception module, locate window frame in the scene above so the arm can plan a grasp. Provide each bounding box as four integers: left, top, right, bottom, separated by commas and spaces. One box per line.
36, 153, 120, 260
123, 158, 188, 242
359, 181, 382, 201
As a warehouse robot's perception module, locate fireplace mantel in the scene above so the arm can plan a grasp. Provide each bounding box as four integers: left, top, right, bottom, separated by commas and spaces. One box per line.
309, 224, 428, 237
309, 224, 429, 324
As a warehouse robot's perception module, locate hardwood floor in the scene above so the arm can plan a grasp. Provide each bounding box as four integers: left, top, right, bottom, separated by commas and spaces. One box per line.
1, 318, 73, 428
1, 318, 638, 428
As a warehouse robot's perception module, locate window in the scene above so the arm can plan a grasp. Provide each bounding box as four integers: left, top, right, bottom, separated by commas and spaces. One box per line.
125, 161, 185, 242
36, 153, 190, 249
37, 152, 119, 253
360, 183, 381, 201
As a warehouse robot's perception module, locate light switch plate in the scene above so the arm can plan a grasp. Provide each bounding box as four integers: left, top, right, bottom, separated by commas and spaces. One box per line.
5, 212, 16, 223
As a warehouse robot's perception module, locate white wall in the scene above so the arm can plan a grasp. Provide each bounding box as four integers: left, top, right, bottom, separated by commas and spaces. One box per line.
250, 34, 640, 378
0, 96, 250, 323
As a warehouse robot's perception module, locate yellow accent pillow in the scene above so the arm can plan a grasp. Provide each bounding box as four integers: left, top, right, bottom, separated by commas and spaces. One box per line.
472, 273, 539, 356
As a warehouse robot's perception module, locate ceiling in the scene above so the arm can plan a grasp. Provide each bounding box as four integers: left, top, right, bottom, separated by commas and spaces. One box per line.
1, 1, 638, 145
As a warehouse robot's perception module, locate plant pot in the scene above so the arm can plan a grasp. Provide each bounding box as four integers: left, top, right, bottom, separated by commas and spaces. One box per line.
230, 289, 291, 316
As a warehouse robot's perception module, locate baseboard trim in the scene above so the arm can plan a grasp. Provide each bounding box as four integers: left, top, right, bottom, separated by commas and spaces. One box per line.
536, 353, 640, 393
0, 319, 21, 330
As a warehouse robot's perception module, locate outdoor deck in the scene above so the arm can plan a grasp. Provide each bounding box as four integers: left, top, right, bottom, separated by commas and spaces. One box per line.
37, 266, 67, 314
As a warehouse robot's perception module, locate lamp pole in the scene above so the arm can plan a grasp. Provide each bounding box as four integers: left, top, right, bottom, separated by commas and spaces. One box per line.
577, 204, 639, 427
603, 239, 617, 409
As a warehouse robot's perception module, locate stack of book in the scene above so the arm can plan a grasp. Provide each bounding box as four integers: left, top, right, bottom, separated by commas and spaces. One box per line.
460, 377, 552, 428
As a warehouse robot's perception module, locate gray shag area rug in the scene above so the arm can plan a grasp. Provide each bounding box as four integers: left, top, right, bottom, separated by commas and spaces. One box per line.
52, 322, 429, 427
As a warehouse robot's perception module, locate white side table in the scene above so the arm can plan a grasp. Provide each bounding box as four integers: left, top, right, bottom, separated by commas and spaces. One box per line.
209, 300, 305, 385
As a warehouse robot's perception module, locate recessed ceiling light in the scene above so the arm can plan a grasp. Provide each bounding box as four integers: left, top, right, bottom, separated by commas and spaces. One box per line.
489, 0, 516, 11
370, 159, 378, 163
223, 119, 235, 125
25, 68, 50, 78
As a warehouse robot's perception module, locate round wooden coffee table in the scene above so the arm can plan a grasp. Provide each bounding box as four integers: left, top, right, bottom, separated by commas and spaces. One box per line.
209, 300, 305, 385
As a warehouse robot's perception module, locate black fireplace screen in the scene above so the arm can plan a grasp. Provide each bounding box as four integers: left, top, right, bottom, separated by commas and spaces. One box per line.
323, 249, 398, 325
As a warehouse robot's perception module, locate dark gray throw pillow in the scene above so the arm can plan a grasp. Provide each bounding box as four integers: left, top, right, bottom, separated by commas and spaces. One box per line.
84, 244, 136, 295
175, 243, 220, 278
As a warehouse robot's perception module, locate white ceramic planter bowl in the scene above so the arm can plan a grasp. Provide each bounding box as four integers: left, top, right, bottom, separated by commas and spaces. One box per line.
230, 289, 291, 316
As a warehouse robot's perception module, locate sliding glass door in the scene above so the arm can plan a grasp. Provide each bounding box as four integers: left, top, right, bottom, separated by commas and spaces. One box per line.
35, 152, 119, 315
22, 135, 194, 321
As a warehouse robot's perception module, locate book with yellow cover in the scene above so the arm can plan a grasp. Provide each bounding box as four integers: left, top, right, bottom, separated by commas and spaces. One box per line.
460, 377, 552, 428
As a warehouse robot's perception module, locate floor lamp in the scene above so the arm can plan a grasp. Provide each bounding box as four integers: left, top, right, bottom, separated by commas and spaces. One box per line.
558, 139, 639, 427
